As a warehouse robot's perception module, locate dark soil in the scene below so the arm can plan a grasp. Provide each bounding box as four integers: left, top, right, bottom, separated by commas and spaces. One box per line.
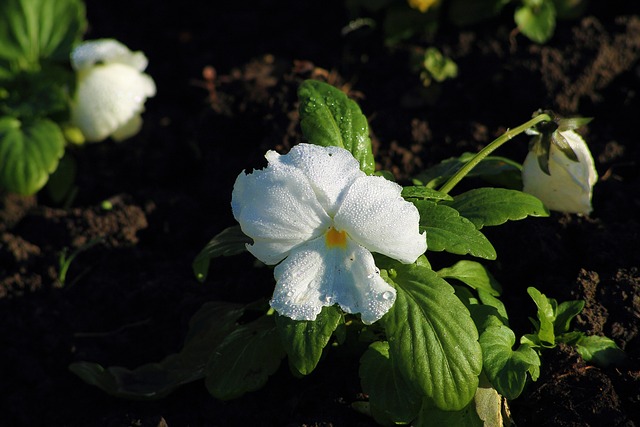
1, 1, 639, 426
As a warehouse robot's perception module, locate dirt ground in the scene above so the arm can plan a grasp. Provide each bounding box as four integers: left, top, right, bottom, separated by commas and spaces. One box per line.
1, 1, 639, 426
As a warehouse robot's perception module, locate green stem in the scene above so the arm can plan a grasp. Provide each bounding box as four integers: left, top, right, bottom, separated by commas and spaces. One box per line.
438, 114, 551, 195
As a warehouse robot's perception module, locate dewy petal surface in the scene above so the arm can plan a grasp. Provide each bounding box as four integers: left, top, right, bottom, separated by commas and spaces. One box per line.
232, 162, 332, 265
270, 236, 396, 324
267, 143, 365, 217
334, 175, 426, 263
522, 130, 597, 214
72, 63, 156, 142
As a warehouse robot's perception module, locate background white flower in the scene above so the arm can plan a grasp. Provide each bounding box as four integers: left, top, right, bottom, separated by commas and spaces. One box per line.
522, 130, 597, 215
70, 39, 156, 142
232, 143, 427, 324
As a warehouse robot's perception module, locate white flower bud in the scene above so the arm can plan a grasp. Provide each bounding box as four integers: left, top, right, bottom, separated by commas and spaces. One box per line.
522, 130, 597, 215
70, 39, 156, 142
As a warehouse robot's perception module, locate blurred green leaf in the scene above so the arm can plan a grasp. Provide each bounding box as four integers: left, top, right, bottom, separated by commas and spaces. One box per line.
448, 0, 511, 26
69, 301, 246, 399
515, 0, 557, 44
0, 0, 86, 69
0, 116, 65, 195
205, 314, 285, 400
193, 225, 253, 282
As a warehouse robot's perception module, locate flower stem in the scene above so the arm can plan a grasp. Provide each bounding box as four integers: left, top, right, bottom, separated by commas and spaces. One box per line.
438, 113, 552, 195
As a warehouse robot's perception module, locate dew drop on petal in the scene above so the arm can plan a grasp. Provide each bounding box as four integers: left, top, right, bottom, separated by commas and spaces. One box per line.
382, 291, 394, 300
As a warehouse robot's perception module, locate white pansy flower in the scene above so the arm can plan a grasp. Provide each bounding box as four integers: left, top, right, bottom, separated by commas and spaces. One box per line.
70, 39, 156, 142
232, 143, 427, 324
522, 130, 597, 215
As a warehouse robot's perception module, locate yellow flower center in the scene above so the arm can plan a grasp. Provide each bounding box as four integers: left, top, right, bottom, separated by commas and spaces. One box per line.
325, 227, 347, 249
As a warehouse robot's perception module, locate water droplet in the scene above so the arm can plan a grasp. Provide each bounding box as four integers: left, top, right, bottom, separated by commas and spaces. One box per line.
286, 291, 293, 297
322, 294, 333, 304
382, 291, 394, 300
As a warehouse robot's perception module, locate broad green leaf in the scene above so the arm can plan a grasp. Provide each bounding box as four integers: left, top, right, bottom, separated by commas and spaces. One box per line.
527, 287, 556, 346
275, 305, 343, 376
443, 188, 549, 229
553, 299, 585, 335
575, 335, 626, 368
298, 80, 374, 174
448, 0, 510, 26
382, 263, 482, 410
359, 341, 421, 425
0, 117, 65, 195
69, 301, 246, 399
192, 225, 252, 282
205, 314, 285, 400
402, 185, 453, 201
46, 151, 76, 204
0, 0, 86, 68
413, 200, 497, 260
515, 0, 557, 44
437, 260, 502, 296
414, 152, 522, 190
415, 401, 483, 427
479, 325, 541, 400
1, 66, 75, 118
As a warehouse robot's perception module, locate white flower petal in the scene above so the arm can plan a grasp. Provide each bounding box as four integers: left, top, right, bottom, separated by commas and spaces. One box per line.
231, 162, 332, 265
270, 236, 396, 324
71, 63, 156, 142
522, 130, 598, 215
71, 39, 149, 71
110, 113, 143, 142
334, 175, 426, 263
267, 144, 365, 216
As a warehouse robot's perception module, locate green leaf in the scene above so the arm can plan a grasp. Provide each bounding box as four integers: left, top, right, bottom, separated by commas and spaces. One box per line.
527, 287, 556, 346
479, 325, 541, 400
443, 188, 550, 229
69, 301, 246, 399
402, 185, 453, 201
359, 341, 421, 425
414, 152, 523, 190
553, 299, 585, 335
448, 0, 511, 26
192, 225, 253, 282
414, 200, 497, 260
275, 305, 343, 376
437, 260, 502, 296
415, 401, 483, 427
515, 0, 557, 44
0, 0, 86, 68
422, 47, 458, 84
0, 117, 65, 195
46, 151, 76, 204
205, 314, 285, 400
575, 335, 627, 368
298, 79, 374, 175
1, 66, 75, 119
382, 263, 482, 410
